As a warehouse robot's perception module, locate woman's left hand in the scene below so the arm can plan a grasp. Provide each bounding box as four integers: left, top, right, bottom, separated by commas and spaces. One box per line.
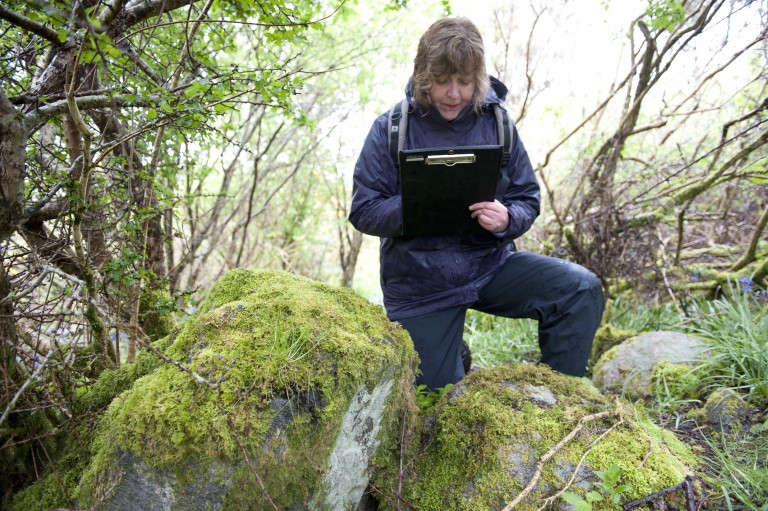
469, 200, 509, 233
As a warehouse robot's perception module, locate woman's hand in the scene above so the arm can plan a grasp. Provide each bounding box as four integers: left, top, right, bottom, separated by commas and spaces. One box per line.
469, 200, 509, 233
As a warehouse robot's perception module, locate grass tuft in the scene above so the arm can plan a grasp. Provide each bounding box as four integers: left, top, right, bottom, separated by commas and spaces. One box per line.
684, 280, 768, 401
464, 311, 538, 368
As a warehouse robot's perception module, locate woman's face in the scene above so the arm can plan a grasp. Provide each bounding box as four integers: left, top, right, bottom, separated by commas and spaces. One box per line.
428, 73, 475, 121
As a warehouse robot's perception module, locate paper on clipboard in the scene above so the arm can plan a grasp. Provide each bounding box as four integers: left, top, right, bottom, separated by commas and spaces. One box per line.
399, 145, 502, 236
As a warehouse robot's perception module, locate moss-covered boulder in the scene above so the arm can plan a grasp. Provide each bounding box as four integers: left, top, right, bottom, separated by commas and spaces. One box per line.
12, 269, 418, 511
592, 331, 705, 399
378, 364, 696, 511
700, 388, 749, 434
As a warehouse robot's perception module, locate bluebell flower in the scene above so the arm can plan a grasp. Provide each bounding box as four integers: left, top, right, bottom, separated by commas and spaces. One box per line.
741, 277, 754, 293
693, 272, 699, 281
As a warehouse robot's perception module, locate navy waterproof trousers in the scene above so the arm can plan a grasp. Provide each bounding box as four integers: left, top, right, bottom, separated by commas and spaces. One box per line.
397, 252, 604, 390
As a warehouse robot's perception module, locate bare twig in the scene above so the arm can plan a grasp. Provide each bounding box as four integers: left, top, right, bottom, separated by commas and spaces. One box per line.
656, 227, 683, 315
0, 4, 61, 43
622, 475, 698, 510
730, 201, 768, 272
398, 408, 407, 507
502, 410, 611, 511
0, 349, 57, 428
115, 3, 348, 44
224, 414, 280, 510
136, 337, 219, 388
537, 418, 626, 510
369, 482, 419, 511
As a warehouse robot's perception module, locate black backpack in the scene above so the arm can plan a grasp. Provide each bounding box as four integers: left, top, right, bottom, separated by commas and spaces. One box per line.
386, 99, 514, 199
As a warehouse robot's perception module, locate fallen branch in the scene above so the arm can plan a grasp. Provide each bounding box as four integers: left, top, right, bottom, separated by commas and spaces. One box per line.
502, 410, 611, 511
537, 418, 626, 510
622, 475, 698, 510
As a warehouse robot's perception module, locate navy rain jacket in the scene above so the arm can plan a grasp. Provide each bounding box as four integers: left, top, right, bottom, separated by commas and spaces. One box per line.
349, 77, 540, 320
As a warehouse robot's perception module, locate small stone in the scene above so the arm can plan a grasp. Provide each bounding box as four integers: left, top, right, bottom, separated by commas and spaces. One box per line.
703, 388, 748, 433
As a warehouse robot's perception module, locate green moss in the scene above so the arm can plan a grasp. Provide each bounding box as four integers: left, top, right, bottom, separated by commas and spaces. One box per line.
6, 336, 174, 511
702, 389, 748, 434
0, 407, 60, 507
649, 361, 699, 402
73, 336, 170, 415
591, 341, 621, 378
6, 269, 417, 510
582, 406, 697, 498
70, 269, 416, 510
591, 324, 636, 366
387, 364, 695, 511
6, 411, 101, 510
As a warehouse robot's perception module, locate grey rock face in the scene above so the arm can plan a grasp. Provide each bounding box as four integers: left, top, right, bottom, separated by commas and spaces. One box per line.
96, 452, 232, 511
315, 372, 395, 510
592, 331, 705, 397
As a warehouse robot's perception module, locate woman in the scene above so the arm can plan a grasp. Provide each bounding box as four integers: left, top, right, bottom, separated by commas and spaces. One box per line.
349, 17, 604, 390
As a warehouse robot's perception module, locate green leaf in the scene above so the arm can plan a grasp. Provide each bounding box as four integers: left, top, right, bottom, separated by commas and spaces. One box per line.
646, 0, 686, 31
562, 492, 593, 511
595, 463, 623, 486
586, 491, 603, 503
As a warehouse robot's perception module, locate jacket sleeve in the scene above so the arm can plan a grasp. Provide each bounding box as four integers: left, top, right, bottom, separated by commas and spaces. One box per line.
348, 115, 403, 238
494, 122, 541, 240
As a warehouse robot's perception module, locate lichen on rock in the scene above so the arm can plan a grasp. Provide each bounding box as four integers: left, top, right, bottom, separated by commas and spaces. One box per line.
378, 364, 696, 511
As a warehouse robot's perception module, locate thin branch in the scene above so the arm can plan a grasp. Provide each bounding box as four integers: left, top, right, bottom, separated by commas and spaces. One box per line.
537, 418, 626, 511
21, 179, 67, 218
97, 0, 125, 27
115, 42, 164, 85
0, 348, 57, 428
516, 4, 545, 124
115, 4, 348, 45
137, 337, 218, 388
622, 475, 698, 511
731, 201, 768, 272
24, 93, 164, 129
0, 5, 61, 44
672, 126, 768, 204
501, 410, 611, 511
670, 29, 767, 117
223, 413, 281, 510
0, 264, 85, 308
633, 117, 768, 204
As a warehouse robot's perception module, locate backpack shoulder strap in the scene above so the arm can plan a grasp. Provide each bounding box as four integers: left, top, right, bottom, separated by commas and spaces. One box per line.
494, 104, 512, 200
494, 103, 512, 166
387, 99, 410, 167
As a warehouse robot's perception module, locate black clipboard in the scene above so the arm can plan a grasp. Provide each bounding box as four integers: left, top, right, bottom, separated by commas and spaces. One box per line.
399, 145, 502, 236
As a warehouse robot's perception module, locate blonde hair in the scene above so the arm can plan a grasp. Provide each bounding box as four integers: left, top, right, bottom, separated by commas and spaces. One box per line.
411, 17, 490, 113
